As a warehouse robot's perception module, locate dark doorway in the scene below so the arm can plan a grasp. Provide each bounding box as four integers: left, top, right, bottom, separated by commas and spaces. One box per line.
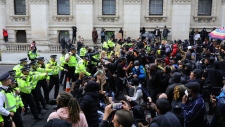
59, 30, 70, 43
16, 30, 27, 43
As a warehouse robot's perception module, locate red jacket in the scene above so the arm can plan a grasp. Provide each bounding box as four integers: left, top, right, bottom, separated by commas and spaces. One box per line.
171, 44, 178, 57
3, 30, 8, 37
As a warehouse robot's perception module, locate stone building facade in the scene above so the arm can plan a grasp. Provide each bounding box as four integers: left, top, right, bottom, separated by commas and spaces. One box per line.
0, 0, 225, 44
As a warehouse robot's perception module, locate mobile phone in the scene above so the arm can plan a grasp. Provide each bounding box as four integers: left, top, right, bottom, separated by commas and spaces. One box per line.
112, 103, 123, 110
185, 90, 188, 96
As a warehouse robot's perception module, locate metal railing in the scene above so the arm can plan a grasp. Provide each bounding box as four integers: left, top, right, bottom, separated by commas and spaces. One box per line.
0, 43, 62, 53
0, 43, 102, 53
49, 45, 62, 52
4, 43, 30, 52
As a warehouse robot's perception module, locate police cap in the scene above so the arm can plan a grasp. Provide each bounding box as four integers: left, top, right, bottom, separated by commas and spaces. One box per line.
37, 57, 45, 61
8, 70, 16, 76
50, 55, 57, 59
19, 58, 27, 62
0, 72, 11, 81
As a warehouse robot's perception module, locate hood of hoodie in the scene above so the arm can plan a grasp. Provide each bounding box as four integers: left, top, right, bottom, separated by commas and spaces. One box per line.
56, 107, 70, 120
84, 80, 100, 92
213, 61, 221, 70
171, 72, 181, 84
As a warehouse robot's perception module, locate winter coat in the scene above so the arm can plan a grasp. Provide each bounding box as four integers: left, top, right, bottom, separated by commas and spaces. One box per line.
80, 81, 100, 127
47, 107, 88, 127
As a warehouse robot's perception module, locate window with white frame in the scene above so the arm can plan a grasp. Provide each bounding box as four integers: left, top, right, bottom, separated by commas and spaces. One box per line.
102, 0, 116, 15
14, 0, 26, 15
57, 0, 70, 15
198, 0, 212, 16
149, 0, 163, 15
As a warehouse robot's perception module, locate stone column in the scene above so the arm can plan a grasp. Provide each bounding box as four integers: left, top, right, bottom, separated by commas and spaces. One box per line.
30, 0, 49, 44
0, 0, 6, 42
123, 0, 141, 39
221, 0, 225, 27
75, 0, 93, 42
171, 0, 191, 40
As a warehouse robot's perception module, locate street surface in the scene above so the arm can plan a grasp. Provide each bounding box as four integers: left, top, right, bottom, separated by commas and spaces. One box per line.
0, 65, 63, 127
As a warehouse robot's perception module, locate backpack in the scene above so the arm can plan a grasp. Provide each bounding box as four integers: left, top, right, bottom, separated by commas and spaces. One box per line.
136, 87, 150, 103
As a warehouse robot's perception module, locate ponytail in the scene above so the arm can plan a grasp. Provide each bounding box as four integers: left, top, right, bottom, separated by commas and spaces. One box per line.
68, 98, 81, 123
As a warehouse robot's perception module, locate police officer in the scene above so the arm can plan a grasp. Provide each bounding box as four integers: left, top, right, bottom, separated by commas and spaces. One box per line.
59, 50, 68, 90
107, 37, 115, 51
75, 57, 91, 76
29, 61, 49, 112
80, 45, 88, 58
36, 57, 51, 104
13, 58, 28, 77
46, 55, 66, 99
17, 67, 44, 119
0, 72, 16, 127
10, 78, 24, 127
65, 47, 80, 93
28, 46, 39, 62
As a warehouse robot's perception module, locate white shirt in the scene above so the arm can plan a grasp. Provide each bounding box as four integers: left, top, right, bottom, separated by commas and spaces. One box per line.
65, 52, 82, 62
0, 85, 10, 116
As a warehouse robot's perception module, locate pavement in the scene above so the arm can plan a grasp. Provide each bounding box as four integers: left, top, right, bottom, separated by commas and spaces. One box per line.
0, 65, 63, 127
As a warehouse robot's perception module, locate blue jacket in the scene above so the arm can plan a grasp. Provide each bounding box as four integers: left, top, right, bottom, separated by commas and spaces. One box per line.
181, 95, 205, 127
132, 65, 146, 80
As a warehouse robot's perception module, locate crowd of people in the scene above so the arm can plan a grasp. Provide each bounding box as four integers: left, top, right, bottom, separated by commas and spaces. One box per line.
0, 26, 225, 127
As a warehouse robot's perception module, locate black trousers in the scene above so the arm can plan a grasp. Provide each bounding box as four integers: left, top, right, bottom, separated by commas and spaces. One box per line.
49, 75, 59, 99
101, 36, 105, 44
66, 66, 75, 82
115, 77, 128, 97
12, 108, 23, 127
2, 115, 12, 127
32, 86, 42, 113
37, 79, 49, 104
20, 93, 39, 117
4, 36, 8, 42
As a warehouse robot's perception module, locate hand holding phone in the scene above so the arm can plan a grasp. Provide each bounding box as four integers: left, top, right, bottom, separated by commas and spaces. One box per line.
112, 103, 123, 110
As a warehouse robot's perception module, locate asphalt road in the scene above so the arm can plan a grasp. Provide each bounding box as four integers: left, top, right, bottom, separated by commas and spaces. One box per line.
0, 65, 63, 127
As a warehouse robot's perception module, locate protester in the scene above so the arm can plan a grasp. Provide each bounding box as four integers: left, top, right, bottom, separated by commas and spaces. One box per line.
2, 29, 8, 43
47, 92, 88, 127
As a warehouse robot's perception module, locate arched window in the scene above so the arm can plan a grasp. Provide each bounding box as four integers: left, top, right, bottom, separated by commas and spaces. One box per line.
149, 0, 163, 15
57, 0, 70, 15
102, 0, 116, 15
14, 0, 26, 15
198, 0, 212, 16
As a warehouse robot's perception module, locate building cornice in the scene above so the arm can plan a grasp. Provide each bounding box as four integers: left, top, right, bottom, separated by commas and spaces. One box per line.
172, 0, 191, 4
76, 0, 93, 3
222, 0, 225, 5
0, 0, 6, 4
124, 0, 142, 3
30, 0, 49, 4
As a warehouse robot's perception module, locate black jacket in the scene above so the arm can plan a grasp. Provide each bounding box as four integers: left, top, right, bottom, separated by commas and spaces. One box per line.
150, 112, 182, 127
79, 81, 100, 127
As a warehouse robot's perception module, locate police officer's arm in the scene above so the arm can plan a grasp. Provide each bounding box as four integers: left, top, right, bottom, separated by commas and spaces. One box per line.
0, 93, 10, 116
88, 51, 99, 57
